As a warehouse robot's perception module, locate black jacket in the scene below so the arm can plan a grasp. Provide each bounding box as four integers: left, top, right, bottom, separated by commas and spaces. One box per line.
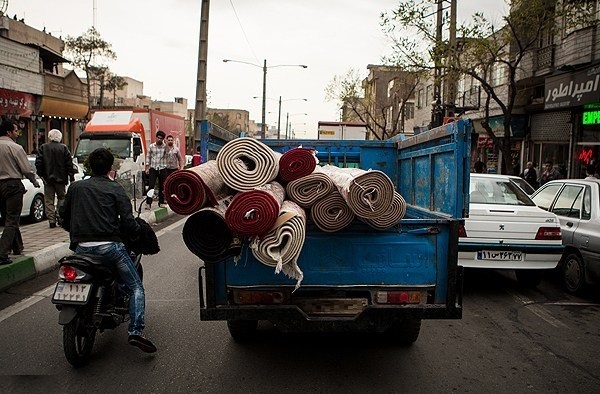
35, 141, 74, 184
60, 175, 140, 249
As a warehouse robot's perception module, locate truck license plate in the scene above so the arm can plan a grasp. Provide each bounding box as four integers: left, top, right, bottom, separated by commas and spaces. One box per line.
476, 250, 523, 261
52, 282, 92, 304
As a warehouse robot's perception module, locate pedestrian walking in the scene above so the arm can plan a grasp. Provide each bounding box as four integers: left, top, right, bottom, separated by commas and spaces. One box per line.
145, 130, 167, 209
520, 161, 538, 189
35, 129, 75, 228
165, 134, 183, 177
0, 120, 40, 265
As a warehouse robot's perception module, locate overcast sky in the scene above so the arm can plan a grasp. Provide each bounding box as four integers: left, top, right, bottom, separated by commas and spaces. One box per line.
8, 0, 506, 138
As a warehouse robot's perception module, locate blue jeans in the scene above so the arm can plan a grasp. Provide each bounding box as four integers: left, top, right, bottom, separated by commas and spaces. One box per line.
75, 242, 145, 336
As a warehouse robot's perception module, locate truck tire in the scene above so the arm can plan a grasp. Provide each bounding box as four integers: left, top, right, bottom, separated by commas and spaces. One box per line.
227, 320, 258, 343
386, 318, 422, 345
515, 269, 542, 288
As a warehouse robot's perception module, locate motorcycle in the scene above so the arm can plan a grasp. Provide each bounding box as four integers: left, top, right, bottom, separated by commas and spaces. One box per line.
52, 191, 155, 368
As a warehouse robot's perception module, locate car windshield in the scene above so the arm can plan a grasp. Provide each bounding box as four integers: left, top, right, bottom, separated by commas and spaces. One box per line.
74, 138, 131, 161
469, 177, 535, 206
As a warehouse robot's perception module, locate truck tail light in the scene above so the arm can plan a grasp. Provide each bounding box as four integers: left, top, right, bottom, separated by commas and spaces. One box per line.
458, 224, 467, 237
234, 290, 285, 305
535, 227, 562, 240
376, 291, 421, 304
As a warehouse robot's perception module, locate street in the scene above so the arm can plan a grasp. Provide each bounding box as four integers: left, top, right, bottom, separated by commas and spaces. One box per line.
0, 216, 599, 394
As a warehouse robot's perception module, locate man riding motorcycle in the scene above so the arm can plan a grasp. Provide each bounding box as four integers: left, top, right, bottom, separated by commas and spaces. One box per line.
60, 148, 157, 353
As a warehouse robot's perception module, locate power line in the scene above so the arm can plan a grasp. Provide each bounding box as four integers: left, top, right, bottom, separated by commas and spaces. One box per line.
228, 0, 259, 64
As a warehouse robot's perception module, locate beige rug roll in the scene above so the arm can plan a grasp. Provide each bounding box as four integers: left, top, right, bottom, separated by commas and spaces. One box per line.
250, 200, 306, 289
285, 170, 335, 208
310, 190, 355, 232
216, 137, 282, 191
364, 191, 407, 230
319, 165, 394, 219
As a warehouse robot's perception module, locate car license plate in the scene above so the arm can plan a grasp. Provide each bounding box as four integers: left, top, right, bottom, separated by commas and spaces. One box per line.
52, 282, 92, 304
476, 250, 523, 261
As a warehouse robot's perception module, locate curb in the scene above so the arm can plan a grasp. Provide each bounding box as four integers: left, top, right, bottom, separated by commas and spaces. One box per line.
0, 206, 174, 292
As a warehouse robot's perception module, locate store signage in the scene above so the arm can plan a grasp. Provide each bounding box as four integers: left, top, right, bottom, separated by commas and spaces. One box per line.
545, 65, 600, 110
578, 147, 594, 164
583, 110, 600, 125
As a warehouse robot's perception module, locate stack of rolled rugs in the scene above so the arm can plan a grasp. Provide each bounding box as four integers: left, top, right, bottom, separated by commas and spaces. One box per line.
170, 138, 406, 288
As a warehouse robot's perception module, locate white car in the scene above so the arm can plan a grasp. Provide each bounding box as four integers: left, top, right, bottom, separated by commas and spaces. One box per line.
458, 173, 564, 287
0, 156, 46, 223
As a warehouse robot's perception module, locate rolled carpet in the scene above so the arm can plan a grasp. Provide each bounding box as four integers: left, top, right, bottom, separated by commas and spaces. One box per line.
164, 160, 229, 215
278, 147, 318, 183
364, 191, 407, 230
182, 197, 242, 263
310, 190, 355, 232
285, 170, 335, 208
216, 137, 282, 191
319, 165, 395, 220
250, 200, 306, 288
225, 181, 286, 237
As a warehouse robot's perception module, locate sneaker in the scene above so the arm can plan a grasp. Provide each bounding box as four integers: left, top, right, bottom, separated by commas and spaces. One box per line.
0, 257, 12, 265
128, 334, 157, 353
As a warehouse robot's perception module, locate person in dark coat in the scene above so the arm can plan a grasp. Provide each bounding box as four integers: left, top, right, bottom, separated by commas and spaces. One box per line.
520, 161, 538, 189
35, 129, 75, 228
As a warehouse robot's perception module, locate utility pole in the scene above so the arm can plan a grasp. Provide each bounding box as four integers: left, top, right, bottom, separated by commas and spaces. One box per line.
431, 0, 444, 128
445, 0, 458, 117
277, 96, 282, 139
194, 0, 210, 146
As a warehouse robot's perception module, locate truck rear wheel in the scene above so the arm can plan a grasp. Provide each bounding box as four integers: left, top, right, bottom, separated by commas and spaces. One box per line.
386, 318, 422, 345
227, 320, 258, 343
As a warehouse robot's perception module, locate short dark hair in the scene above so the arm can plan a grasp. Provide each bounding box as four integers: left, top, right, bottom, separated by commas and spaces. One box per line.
88, 148, 114, 176
545, 160, 553, 166
587, 163, 596, 175
0, 120, 15, 136
156, 130, 166, 139
196, 146, 201, 153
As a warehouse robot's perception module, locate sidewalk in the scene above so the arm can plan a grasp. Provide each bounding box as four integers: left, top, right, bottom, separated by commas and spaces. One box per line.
0, 205, 174, 291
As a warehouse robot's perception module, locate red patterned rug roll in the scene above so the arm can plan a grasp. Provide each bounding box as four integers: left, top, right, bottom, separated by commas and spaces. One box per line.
279, 147, 318, 183
164, 160, 229, 215
225, 181, 285, 237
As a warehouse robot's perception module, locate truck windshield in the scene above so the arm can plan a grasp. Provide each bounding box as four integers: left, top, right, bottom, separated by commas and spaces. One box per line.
74, 138, 131, 161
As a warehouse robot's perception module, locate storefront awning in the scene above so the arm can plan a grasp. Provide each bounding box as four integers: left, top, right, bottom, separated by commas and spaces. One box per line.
39, 97, 88, 119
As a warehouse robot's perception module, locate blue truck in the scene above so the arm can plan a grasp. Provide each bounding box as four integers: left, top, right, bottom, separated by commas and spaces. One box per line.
196, 119, 471, 344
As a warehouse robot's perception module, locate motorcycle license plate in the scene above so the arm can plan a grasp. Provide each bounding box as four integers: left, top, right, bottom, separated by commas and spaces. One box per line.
52, 282, 92, 304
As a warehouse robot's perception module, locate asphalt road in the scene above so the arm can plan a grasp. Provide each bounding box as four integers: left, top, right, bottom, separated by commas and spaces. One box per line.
0, 215, 599, 393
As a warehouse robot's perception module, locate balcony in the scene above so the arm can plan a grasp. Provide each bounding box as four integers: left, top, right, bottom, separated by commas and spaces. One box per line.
534, 45, 555, 75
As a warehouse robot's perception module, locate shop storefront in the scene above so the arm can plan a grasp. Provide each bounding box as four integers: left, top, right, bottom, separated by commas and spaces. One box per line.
0, 88, 37, 153
543, 64, 600, 178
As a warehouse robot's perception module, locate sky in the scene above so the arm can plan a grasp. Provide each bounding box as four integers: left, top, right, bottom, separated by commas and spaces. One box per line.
7, 0, 507, 138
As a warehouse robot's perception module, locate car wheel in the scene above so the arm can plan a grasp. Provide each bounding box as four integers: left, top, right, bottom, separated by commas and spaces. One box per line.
563, 252, 586, 294
29, 195, 45, 223
515, 269, 542, 288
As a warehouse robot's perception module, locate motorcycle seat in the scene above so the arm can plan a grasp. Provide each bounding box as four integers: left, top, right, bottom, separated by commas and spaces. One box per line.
59, 254, 115, 277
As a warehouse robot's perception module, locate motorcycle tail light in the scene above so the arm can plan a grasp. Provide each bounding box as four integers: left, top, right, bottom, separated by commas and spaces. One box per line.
59, 265, 85, 282
535, 227, 562, 240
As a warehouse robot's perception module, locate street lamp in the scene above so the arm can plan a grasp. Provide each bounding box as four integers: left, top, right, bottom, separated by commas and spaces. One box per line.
286, 112, 308, 138
254, 96, 307, 139
223, 59, 307, 136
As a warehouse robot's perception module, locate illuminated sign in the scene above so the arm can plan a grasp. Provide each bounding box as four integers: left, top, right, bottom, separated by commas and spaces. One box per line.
578, 147, 594, 164
583, 110, 600, 125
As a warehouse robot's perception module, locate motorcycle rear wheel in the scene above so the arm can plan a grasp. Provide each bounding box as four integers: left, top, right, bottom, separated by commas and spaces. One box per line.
63, 317, 97, 368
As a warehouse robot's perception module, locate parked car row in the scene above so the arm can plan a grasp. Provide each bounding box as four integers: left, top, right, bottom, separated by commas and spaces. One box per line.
461, 172, 600, 294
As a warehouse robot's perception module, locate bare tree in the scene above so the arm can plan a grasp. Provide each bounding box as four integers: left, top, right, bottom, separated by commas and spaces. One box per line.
325, 68, 421, 140
64, 27, 116, 114
382, 0, 591, 173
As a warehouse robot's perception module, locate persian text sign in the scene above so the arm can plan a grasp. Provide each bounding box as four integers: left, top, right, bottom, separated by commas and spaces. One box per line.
545, 66, 600, 110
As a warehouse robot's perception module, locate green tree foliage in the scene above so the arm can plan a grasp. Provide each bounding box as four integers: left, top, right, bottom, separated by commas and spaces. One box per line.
381, 0, 591, 173
64, 27, 116, 114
